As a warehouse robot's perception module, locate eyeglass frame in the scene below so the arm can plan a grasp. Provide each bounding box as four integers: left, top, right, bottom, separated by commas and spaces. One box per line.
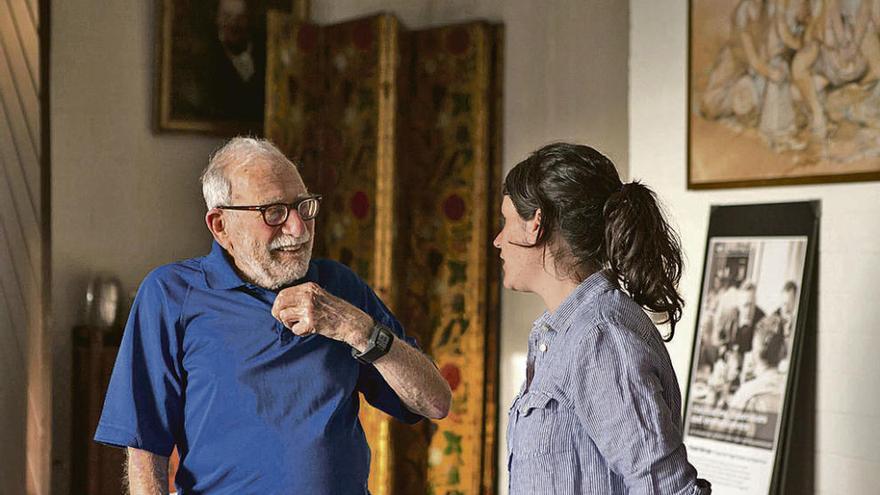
215, 194, 323, 226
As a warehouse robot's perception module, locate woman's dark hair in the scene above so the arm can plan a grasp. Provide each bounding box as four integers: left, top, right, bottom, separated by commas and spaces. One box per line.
503, 142, 684, 340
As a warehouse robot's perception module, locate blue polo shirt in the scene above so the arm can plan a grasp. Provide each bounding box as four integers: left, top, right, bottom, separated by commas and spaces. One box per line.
95, 242, 422, 494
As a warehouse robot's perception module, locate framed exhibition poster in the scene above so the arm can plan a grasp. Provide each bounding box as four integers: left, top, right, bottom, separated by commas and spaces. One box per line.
683, 201, 819, 494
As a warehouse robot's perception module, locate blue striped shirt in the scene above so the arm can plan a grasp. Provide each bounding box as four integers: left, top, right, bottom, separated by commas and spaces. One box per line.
507, 271, 710, 494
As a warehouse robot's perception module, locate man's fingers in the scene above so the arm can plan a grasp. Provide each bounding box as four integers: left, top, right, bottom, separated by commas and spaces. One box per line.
273, 283, 330, 336
273, 287, 313, 320
288, 317, 316, 336
273, 284, 307, 305
288, 321, 310, 336
278, 307, 305, 329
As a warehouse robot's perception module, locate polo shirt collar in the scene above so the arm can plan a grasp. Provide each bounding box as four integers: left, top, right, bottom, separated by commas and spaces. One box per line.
535, 269, 617, 334
202, 240, 319, 291
203, 241, 249, 290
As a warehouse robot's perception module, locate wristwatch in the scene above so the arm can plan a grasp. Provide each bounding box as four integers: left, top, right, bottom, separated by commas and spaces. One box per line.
351, 321, 394, 364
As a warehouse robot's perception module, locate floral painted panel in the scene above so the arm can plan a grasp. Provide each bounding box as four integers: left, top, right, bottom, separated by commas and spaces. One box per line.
266, 13, 502, 495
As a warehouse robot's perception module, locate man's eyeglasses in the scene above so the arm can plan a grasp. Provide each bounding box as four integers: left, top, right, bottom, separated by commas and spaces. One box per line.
216, 195, 322, 226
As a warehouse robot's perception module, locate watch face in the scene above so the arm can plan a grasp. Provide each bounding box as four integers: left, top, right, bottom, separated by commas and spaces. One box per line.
352, 324, 394, 364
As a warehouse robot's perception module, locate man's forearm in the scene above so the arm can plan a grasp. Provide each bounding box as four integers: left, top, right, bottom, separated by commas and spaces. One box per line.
126, 447, 169, 495
270, 285, 452, 419
372, 336, 452, 419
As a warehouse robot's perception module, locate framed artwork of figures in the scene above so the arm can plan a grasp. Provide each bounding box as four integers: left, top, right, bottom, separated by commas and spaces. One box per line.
155, 0, 290, 135
688, 0, 880, 188
682, 201, 819, 495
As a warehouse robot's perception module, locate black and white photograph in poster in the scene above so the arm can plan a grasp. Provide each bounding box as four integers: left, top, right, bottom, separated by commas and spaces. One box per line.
683, 202, 819, 495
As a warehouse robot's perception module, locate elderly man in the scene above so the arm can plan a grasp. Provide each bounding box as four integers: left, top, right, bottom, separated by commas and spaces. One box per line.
95, 137, 452, 494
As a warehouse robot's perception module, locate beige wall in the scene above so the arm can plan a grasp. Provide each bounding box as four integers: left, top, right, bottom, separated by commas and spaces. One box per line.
50, 0, 223, 492
49, 0, 628, 493
631, 0, 880, 492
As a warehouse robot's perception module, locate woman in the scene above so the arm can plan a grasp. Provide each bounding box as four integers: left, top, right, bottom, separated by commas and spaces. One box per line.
497, 143, 710, 494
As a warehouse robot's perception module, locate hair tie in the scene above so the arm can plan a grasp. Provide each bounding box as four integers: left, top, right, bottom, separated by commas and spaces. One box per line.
603, 182, 633, 217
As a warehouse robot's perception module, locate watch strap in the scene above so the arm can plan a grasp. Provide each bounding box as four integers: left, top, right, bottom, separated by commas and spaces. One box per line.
351, 321, 394, 364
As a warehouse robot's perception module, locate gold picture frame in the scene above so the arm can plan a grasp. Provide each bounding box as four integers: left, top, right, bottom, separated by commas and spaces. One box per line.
688, 0, 880, 188
155, 0, 290, 135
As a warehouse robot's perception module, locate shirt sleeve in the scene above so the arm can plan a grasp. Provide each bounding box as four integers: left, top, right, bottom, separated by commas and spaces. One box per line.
570, 322, 703, 495
352, 276, 423, 425
93, 268, 185, 456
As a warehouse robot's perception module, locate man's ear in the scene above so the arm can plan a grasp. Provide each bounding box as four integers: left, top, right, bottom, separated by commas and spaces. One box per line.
206, 209, 229, 246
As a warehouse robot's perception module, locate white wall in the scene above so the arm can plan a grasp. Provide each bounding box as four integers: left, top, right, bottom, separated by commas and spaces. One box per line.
51, 0, 223, 492
312, 2, 629, 493
630, 1, 880, 493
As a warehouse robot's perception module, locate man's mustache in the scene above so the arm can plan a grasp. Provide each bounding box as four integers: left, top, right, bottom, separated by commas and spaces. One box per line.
268, 235, 311, 250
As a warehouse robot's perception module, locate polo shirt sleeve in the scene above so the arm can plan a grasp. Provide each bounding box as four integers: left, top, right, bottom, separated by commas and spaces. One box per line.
93, 267, 185, 456
352, 279, 424, 425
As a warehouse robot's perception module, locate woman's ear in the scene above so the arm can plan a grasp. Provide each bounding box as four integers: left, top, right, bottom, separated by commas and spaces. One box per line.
526, 208, 542, 243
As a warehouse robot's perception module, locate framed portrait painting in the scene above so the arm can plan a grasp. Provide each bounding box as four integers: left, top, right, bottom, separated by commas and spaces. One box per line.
156, 0, 290, 135
688, 0, 880, 188
682, 201, 819, 494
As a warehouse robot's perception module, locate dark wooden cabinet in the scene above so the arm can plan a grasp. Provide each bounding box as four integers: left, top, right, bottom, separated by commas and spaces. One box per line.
71, 325, 125, 494
72, 325, 179, 494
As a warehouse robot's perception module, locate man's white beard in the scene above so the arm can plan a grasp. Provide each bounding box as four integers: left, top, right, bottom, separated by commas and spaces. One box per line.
239, 235, 313, 290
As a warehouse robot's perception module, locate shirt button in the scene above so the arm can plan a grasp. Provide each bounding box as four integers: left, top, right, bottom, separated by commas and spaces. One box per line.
539, 342, 548, 353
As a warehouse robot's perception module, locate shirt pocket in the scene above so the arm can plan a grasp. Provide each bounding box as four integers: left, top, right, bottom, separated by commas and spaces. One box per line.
510, 390, 557, 457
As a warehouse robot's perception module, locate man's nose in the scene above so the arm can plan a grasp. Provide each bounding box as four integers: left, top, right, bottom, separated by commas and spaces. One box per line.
281, 209, 307, 236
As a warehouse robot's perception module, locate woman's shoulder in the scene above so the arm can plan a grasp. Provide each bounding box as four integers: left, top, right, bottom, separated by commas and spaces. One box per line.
576, 287, 669, 360
594, 286, 656, 335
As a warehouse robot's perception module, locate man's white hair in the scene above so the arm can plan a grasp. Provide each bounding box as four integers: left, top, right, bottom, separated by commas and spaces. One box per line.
200, 137, 298, 209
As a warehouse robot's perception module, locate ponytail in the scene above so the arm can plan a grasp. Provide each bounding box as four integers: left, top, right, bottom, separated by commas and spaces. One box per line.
603, 181, 684, 340
503, 143, 685, 339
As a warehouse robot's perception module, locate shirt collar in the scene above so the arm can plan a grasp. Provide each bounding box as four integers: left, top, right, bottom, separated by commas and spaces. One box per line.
202, 241, 319, 291
203, 241, 249, 290
534, 270, 617, 334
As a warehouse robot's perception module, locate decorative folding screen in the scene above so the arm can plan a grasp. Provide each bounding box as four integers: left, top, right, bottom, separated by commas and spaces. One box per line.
265, 12, 502, 495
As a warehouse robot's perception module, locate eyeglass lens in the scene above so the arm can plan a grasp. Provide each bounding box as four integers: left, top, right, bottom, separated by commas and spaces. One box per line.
263, 198, 320, 226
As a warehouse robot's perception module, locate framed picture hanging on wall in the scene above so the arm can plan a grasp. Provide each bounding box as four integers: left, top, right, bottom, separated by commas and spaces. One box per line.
688, 0, 880, 188
155, 0, 290, 135
682, 201, 819, 494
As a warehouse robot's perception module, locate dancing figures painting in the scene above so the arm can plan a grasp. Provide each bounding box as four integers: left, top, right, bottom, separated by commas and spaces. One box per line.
689, 0, 880, 187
